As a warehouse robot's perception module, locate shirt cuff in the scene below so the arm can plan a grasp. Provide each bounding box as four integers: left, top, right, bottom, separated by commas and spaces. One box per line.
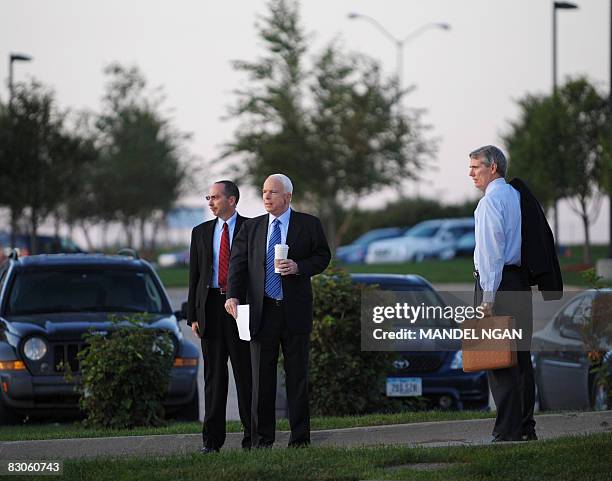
482, 291, 496, 303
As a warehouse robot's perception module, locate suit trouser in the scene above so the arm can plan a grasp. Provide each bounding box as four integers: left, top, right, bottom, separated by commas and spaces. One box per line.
201, 290, 252, 449
250, 297, 310, 447
475, 268, 536, 440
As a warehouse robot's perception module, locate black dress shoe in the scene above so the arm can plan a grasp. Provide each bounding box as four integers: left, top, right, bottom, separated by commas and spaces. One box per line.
521, 431, 538, 441
199, 446, 220, 454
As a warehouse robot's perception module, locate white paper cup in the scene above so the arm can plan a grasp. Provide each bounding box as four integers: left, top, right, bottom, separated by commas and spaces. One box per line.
274, 244, 289, 273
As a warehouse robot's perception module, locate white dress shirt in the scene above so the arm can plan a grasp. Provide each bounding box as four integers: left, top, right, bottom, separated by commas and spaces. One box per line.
212, 211, 237, 288
266, 207, 292, 251
474, 178, 522, 303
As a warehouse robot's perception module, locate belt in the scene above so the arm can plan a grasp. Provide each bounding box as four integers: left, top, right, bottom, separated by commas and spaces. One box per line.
473, 265, 521, 278
209, 287, 226, 295
264, 296, 283, 307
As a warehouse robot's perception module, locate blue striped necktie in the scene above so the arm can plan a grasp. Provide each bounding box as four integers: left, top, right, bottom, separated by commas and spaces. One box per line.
265, 219, 283, 299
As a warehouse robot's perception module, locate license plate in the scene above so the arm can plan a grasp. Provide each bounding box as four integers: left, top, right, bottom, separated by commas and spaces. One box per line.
386, 377, 422, 397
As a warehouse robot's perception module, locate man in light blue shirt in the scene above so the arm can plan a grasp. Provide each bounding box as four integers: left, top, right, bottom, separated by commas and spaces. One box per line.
469, 145, 536, 443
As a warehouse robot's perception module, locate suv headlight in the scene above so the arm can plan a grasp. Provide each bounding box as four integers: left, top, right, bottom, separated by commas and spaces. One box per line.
23, 337, 47, 361
450, 350, 463, 370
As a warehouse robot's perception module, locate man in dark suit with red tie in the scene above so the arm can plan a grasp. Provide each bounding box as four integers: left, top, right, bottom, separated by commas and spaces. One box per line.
225, 174, 331, 448
187, 180, 251, 453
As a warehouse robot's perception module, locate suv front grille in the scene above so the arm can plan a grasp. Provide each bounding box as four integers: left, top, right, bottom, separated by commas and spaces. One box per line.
53, 342, 86, 373
393, 354, 444, 373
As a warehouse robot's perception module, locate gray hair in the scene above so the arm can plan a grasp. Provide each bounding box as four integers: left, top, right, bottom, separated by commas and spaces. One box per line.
469, 145, 508, 178
269, 173, 294, 194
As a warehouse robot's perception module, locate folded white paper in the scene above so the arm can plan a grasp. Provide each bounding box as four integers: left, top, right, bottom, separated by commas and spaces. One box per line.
236, 305, 251, 341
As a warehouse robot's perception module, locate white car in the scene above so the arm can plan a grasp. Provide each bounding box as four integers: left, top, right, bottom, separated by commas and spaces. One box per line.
364, 218, 475, 264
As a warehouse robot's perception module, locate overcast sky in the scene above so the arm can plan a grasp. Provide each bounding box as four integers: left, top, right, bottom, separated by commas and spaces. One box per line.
2, 0, 610, 243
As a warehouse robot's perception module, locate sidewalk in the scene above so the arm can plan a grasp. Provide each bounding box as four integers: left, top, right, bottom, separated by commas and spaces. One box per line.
1, 411, 610, 460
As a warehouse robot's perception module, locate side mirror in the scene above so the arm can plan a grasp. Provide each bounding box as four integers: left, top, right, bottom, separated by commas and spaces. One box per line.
174, 301, 188, 321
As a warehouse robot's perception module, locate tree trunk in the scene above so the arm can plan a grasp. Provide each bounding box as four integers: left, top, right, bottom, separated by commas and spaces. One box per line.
30, 207, 39, 255
80, 221, 95, 251
553, 199, 560, 244
53, 212, 61, 239
335, 205, 358, 249
315, 198, 337, 255
100, 221, 108, 251
9, 207, 20, 249
123, 220, 133, 249
150, 216, 161, 253
139, 217, 147, 253
579, 196, 591, 264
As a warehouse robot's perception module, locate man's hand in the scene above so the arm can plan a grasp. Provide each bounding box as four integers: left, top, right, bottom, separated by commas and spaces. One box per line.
191, 322, 202, 338
277, 258, 299, 276
480, 302, 494, 318
225, 298, 239, 319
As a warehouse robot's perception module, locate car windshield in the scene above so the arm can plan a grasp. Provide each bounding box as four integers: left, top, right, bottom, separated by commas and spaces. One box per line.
405, 224, 440, 238
6, 267, 168, 315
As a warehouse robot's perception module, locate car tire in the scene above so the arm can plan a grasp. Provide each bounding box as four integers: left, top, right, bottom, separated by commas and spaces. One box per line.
176, 383, 200, 422
0, 396, 20, 425
438, 248, 456, 261
591, 377, 610, 411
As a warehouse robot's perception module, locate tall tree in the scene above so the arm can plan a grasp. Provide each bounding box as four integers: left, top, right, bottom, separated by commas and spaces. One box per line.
0, 80, 95, 254
505, 77, 608, 263
223, 0, 434, 246
96, 63, 190, 252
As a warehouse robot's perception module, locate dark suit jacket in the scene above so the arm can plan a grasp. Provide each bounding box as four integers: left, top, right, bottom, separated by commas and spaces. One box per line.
509, 178, 563, 300
227, 210, 331, 337
187, 213, 247, 334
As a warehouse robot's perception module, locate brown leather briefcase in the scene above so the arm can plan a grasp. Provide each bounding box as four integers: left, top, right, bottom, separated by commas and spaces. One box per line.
461, 315, 517, 372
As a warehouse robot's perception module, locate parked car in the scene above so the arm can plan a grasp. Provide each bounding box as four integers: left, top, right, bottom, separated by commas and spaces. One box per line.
0, 252, 200, 424
351, 273, 489, 410
449, 231, 476, 258
157, 249, 190, 268
365, 218, 475, 264
0, 232, 84, 263
336, 227, 407, 264
532, 289, 612, 411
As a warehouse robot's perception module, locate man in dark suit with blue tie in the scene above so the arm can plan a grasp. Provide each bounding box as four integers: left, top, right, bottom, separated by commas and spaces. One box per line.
225, 174, 331, 448
187, 180, 252, 453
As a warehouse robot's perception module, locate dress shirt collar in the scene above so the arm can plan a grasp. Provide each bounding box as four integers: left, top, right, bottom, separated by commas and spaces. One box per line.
216, 210, 238, 229
268, 206, 292, 227
485, 177, 506, 195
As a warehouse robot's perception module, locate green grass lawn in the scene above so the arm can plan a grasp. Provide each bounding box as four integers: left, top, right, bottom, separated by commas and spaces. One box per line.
16, 433, 612, 481
0, 411, 495, 442
157, 244, 610, 288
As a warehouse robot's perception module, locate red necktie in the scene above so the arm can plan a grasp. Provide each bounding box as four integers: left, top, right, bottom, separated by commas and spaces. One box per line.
218, 222, 230, 291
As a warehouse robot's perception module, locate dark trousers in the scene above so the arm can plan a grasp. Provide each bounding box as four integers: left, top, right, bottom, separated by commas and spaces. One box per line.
475, 268, 536, 440
250, 298, 310, 447
201, 290, 252, 449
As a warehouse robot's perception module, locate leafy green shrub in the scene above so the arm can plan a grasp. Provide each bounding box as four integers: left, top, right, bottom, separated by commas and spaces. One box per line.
66, 314, 174, 428
310, 266, 395, 415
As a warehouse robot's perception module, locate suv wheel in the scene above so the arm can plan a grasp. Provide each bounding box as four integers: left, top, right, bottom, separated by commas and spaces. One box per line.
591, 377, 610, 411
0, 396, 20, 425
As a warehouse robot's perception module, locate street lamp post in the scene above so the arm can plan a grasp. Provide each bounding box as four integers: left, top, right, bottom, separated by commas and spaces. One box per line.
7, 52, 32, 249
608, 0, 612, 258
347, 13, 450, 90
551, 2, 578, 246
9, 53, 32, 111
